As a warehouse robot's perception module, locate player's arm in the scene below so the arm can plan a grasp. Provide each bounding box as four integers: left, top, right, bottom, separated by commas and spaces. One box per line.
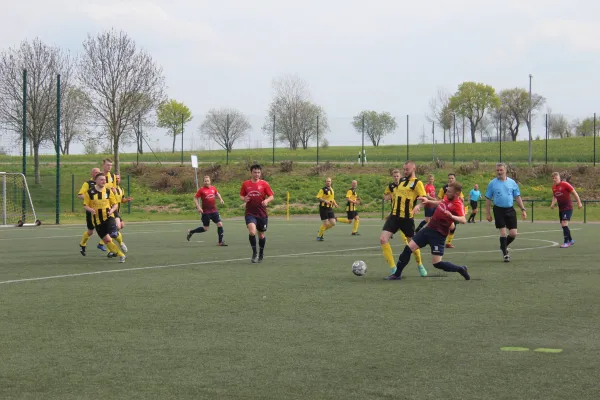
437, 187, 444, 200
549, 195, 557, 209
514, 196, 527, 219
193, 196, 203, 213
316, 189, 331, 205
240, 185, 249, 203
571, 188, 583, 209
417, 196, 442, 207
346, 190, 357, 204
262, 185, 275, 206
216, 190, 225, 205
449, 212, 467, 225
107, 191, 119, 215
82, 192, 96, 214
77, 182, 89, 200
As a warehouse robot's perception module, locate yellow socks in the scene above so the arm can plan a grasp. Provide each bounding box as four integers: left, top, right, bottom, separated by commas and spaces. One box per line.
80, 231, 91, 247
318, 224, 327, 237
337, 217, 350, 223
446, 233, 455, 245
352, 219, 359, 233
115, 231, 123, 245
381, 242, 395, 268
106, 241, 124, 257
414, 248, 423, 266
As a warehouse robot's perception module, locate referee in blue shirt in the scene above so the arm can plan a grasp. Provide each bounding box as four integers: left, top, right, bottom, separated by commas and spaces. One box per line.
485, 163, 527, 262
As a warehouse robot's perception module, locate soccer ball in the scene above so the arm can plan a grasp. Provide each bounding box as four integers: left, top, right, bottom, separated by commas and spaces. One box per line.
352, 260, 367, 276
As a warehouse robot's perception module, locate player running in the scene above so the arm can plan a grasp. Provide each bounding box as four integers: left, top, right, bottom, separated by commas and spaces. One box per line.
316, 177, 339, 241
385, 181, 470, 281
106, 174, 133, 257
438, 173, 464, 248
467, 184, 481, 223
240, 164, 274, 263
416, 174, 437, 232
187, 175, 228, 246
335, 180, 361, 236
550, 172, 582, 248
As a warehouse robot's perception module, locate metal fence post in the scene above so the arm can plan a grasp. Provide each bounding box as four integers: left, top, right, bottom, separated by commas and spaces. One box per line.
530, 200, 534, 223
127, 175, 131, 214
479, 200, 483, 222
381, 198, 385, 220
584, 200, 587, 223
71, 174, 75, 213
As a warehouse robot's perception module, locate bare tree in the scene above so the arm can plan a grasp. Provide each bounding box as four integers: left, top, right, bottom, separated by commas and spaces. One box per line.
200, 108, 251, 152
46, 86, 88, 155
428, 88, 452, 143
297, 102, 329, 149
0, 38, 74, 183
524, 93, 546, 141
78, 29, 166, 172
263, 75, 326, 150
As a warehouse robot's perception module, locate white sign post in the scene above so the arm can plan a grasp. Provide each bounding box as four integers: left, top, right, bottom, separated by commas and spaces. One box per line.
191, 155, 199, 190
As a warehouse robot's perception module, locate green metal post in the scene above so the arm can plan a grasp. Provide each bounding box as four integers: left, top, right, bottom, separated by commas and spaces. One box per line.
22, 69, 27, 176
71, 174, 75, 213
479, 200, 482, 222
127, 175, 131, 214
381, 198, 385, 220
56, 74, 61, 224
530, 200, 534, 223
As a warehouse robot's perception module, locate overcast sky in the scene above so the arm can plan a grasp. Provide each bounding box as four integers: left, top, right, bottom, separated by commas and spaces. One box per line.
1, 0, 599, 154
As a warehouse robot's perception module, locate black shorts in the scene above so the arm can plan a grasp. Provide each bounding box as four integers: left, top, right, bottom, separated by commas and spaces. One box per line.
346, 211, 358, 220
94, 217, 117, 239
201, 212, 221, 226
413, 227, 447, 256
559, 209, 573, 221
493, 206, 517, 230
85, 211, 94, 230
245, 215, 268, 232
113, 210, 121, 220
470, 200, 478, 210
382, 215, 415, 238
319, 207, 335, 221
424, 207, 437, 218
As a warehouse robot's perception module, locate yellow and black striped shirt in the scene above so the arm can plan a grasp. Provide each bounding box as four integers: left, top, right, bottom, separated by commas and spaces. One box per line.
78, 179, 95, 196
317, 186, 335, 208
438, 184, 465, 200
390, 177, 426, 219
83, 187, 117, 226
346, 188, 358, 212
384, 182, 398, 196
104, 171, 115, 190
114, 185, 126, 212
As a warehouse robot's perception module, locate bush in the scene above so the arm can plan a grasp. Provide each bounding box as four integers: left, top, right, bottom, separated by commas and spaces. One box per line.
457, 164, 475, 175
310, 161, 333, 176
435, 158, 445, 169
416, 164, 429, 176
83, 141, 98, 155
472, 160, 480, 170
321, 138, 329, 149
280, 160, 293, 173
203, 163, 222, 182
152, 174, 172, 190
128, 163, 149, 177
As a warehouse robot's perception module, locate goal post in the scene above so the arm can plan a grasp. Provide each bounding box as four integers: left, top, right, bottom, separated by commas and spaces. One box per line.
1, 172, 41, 227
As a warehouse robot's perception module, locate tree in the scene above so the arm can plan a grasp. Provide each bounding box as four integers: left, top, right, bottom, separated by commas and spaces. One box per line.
263, 75, 326, 150
199, 108, 251, 152
351, 111, 397, 147
156, 99, 192, 152
449, 82, 500, 143
428, 88, 452, 143
524, 92, 546, 143
547, 108, 571, 139
78, 29, 166, 172
498, 88, 529, 141
574, 117, 596, 137
0, 38, 74, 183
47, 86, 88, 155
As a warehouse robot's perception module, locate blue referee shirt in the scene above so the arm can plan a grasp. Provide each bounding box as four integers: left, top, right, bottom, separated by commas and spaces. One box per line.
485, 177, 521, 208
469, 189, 481, 201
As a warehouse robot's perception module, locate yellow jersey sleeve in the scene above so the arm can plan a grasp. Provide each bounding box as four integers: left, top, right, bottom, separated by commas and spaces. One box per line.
316, 189, 325, 199
78, 182, 90, 196
83, 191, 91, 207
415, 181, 426, 198
437, 187, 445, 199
346, 190, 354, 200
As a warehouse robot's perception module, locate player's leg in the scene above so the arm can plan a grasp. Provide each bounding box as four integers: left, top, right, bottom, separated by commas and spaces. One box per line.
402, 219, 427, 277
493, 207, 510, 261
216, 217, 227, 246
386, 233, 424, 280
380, 218, 398, 274
245, 216, 260, 263
317, 208, 330, 240
98, 220, 125, 262
254, 217, 268, 262
505, 209, 518, 252
336, 212, 350, 224
351, 213, 360, 235
187, 214, 210, 241
445, 223, 456, 248
559, 210, 573, 247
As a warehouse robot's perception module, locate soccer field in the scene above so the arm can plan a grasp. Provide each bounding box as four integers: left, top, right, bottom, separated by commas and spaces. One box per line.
1, 219, 599, 399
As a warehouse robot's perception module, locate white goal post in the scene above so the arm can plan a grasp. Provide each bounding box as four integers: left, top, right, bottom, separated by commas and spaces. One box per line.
1, 172, 41, 227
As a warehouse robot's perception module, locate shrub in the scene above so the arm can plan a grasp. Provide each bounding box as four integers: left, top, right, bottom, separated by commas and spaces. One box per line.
321, 138, 329, 149
152, 174, 172, 190
128, 163, 149, 177
416, 164, 429, 176
435, 158, 445, 169
203, 163, 222, 181
457, 164, 475, 175
310, 161, 333, 176
280, 160, 293, 172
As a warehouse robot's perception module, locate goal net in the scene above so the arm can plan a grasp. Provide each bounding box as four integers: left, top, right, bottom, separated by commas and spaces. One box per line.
1, 172, 41, 227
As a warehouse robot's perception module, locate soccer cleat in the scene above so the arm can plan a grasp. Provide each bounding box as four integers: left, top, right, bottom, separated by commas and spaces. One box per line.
251, 254, 259, 263
418, 265, 428, 277
390, 266, 397, 275
217, 242, 228, 246
503, 254, 510, 262
186, 230, 193, 241
569, 240, 575, 246
258, 255, 264, 263
119, 255, 126, 263
107, 252, 116, 258
351, 232, 360, 236
560, 243, 571, 248
316, 236, 324, 241
445, 243, 455, 249
384, 274, 402, 280
80, 245, 86, 256
97, 244, 107, 252
120, 243, 128, 253
458, 266, 471, 280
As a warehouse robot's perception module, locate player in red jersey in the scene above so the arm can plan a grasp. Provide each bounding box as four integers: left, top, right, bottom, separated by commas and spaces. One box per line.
550, 172, 582, 248
240, 164, 274, 263
415, 174, 437, 233
187, 175, 227, 246
385, 182, 470, 281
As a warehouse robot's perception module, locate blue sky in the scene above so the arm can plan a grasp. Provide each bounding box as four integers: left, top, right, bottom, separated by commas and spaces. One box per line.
1, 0, 599, 154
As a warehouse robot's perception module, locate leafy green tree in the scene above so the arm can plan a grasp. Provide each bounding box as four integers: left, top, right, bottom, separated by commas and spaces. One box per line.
574, 117, 596, 137
351, 111, 397, 147
157, 99, 193, 152
449, 82, 500, 143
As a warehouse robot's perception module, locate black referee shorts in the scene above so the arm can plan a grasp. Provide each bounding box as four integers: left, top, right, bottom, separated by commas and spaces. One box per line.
493, 206, 517, 230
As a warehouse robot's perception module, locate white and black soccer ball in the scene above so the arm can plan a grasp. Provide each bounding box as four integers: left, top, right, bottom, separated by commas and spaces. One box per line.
352, 260, 367, 276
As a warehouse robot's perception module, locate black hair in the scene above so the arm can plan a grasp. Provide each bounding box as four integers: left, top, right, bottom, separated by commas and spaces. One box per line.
249, 163, 262, 172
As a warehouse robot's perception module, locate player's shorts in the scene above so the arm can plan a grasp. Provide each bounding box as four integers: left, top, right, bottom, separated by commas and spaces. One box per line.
493, 206, 517, 230
85, 211, 94, 230
470, 200, 478, 210
201, 212, 221, 226
94, 217, 117, 239
346, 211, 358, 220
424, 206, 437, 218
382, 215, 415, 238
113, 210, 121, 220
559, 209, 573, 221
412, 226, 447, 256
319, 207, 335, 221
245, 215, 268, 232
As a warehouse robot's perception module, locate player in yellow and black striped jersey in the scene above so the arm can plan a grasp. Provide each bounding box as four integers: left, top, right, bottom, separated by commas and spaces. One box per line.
105, 174, 134, 257
102, 158, 116, 192
316, 177, 339, 241
77, 167, 108, 255
437, 173, 465, 248
335, 180, 360, 235
379, 163, 428, 277
82, 173, 126, 262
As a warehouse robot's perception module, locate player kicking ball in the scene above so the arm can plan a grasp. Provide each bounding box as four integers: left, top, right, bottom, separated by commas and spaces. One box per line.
385, 182, 470, 281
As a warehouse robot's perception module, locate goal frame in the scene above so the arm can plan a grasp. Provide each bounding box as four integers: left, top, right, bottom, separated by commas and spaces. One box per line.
1, 172, 41, 227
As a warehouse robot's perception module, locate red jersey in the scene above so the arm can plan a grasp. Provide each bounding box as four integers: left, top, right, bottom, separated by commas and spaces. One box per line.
240, 179, 274, 218
424, 183, 436, 208
195, 186, 219, 213
427, 197, 465, 236
552, 181, 574, 211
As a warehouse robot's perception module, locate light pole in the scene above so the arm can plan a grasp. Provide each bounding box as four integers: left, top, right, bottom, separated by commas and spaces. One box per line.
528, 74, 532, 166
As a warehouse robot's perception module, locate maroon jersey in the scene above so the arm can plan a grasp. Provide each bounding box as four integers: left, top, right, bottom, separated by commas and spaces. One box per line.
424, 183, 436, 208
240, 179, 274, 217
552, 181, 574, 211
195, 186, 219, 213
427, 197, 465, 236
